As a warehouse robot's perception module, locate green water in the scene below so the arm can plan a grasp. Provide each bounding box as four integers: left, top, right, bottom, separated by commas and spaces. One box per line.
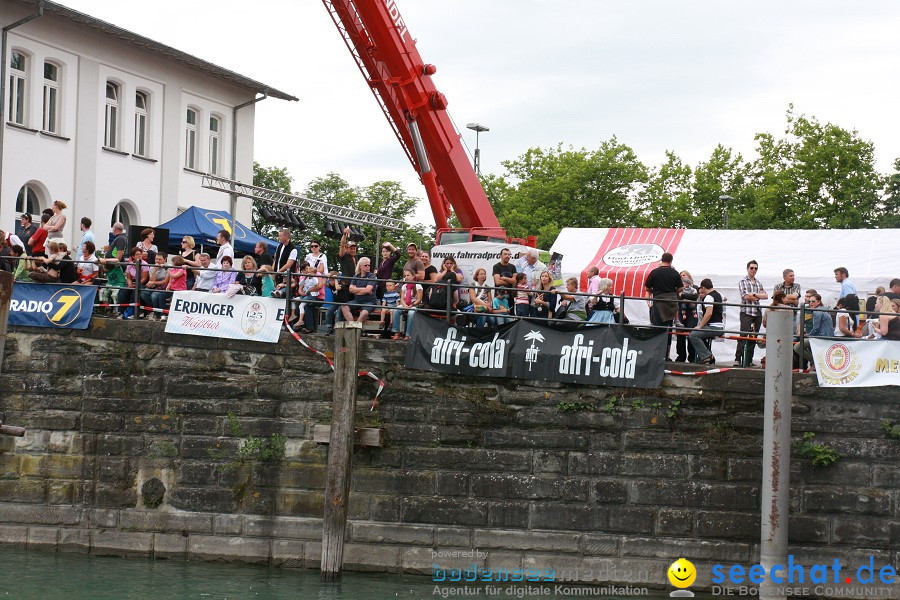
1, 547, 676, 599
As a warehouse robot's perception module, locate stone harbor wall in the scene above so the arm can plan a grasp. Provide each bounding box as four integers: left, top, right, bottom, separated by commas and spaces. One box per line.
0, 321, 897, 595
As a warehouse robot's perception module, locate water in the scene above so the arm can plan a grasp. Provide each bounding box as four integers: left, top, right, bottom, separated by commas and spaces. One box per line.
0, 547, 676, 599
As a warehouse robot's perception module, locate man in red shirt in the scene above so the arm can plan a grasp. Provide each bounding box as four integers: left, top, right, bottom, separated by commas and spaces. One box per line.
28, 214, 50, 258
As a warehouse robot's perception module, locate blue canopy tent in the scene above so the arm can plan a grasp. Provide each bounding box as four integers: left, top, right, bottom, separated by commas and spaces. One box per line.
157, 206, 278, 255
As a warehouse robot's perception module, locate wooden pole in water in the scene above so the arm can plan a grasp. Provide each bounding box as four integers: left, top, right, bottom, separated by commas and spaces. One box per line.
0, 271, 13, 374
320, 320, 362, 581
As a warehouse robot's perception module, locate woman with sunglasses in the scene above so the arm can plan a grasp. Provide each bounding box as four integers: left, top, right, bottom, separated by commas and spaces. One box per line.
179, 236, 197, 290
376, 242, 402, 299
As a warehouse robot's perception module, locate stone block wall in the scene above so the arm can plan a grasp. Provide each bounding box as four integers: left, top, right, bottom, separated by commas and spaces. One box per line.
0, 321, 898, 593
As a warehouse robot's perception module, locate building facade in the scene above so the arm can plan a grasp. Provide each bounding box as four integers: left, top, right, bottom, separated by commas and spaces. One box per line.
1, 0, 295, 247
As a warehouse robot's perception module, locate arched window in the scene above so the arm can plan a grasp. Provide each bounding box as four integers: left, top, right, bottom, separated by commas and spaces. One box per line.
16, 184, 40, 215
111, 201, 135, 230
134, 91, 148, 157
42, 61, 60, 133
185, 107, 198, 169
104, 82, 120, 148
208, 115, 221, 175
8, 51, 27, 125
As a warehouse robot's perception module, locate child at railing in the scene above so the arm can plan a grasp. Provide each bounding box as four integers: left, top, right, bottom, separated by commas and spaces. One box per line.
380, 280, 401, 337
393, 269, 422, 340
513, 272, 531, 318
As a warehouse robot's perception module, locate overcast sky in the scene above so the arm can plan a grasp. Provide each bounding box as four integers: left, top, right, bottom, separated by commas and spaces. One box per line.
61, 0, 900, 226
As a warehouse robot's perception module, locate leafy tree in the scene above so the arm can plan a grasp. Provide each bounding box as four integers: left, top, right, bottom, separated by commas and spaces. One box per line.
636, 151, 693, 227
492, 140, 649, 246
880, 158, 900, 228
742, 107, 885, 229
252, 162, 293, 240
250, 166, 431, 273
691, 145, 752, 230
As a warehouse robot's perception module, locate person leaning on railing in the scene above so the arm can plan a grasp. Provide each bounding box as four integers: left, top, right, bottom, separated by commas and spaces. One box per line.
877, 297, 900, 340
793, 293, 831, 365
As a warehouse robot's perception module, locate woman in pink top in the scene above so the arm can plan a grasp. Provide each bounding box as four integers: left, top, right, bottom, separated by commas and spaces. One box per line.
153, 255, 187, 321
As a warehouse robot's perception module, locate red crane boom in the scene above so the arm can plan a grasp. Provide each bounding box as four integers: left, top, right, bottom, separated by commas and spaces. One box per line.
322, 0, 507, 239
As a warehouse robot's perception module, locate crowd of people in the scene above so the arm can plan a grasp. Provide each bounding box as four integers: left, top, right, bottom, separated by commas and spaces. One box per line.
3, 211, 899, 359
643, 253, 900, 367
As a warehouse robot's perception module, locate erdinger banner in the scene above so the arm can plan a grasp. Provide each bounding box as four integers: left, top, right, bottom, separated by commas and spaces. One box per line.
8, 283, 97, 329
405, 316, 667, 388
164, 291, 286, 343
810, 338, 900, 387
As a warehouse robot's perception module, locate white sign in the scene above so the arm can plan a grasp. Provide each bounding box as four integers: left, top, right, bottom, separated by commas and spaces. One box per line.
810, 338, 900, 387
164, 291, 286, 343
430, 241, 533, 284
602, 243, 665, 267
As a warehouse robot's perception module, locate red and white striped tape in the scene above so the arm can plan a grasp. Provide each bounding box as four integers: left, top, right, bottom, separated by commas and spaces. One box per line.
282, 318, 386, 411
665, 367, 811, 376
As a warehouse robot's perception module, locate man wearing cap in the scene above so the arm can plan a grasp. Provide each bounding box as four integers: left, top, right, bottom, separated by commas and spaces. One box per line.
402, 243, 425, 282
16, 214, 37, 256
335, 227, 358, 308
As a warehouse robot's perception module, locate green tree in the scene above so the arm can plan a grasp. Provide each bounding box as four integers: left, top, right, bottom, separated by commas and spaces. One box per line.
252, 162, 294, 240
880, 158, 900, 228
492, 140, 648, 246
691, 145, 752, 229
636, 151, 693, 227
743, 107, 885, 229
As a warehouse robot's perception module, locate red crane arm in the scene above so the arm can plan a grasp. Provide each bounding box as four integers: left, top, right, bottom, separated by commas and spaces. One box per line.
322, 0, 501, 232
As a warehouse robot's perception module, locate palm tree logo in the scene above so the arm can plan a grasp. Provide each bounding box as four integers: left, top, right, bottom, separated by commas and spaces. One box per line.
523, 330, 545, 371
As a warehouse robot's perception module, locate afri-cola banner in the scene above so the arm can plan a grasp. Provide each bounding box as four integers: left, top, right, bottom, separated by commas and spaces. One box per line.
405, 315, 667, 388
164, 291, 286, 343
810, 338, 900, 387
8, 282, 97, 329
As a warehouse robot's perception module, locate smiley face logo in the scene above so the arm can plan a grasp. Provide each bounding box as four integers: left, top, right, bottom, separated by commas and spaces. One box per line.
667, 558, 696, 589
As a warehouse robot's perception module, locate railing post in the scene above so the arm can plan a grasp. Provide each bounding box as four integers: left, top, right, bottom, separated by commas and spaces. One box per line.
134, 259, 142, 319
0, 271, 13, 373
444, 279, 452, 322
321, 320, 362, 581
797, 304, 806, 370
283, 269, 292, 324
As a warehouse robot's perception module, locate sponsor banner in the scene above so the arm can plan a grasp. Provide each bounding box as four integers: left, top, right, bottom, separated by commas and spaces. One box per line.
405, 315, 667, 388
810, 338, 900, 387
8, 283, 97, 329
164, 291, 286, 343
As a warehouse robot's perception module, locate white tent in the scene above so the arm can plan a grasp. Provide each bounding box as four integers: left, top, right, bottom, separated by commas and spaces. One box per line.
550, 228, 898, 362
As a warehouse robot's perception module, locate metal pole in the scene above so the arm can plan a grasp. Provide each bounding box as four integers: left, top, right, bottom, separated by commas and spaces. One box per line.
797, 304, 806, 370
321, 320, 362, 581
759, 308, 793, 599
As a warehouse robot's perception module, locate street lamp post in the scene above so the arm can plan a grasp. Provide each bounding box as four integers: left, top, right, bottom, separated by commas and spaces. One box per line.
719, 194, 734, 229
466, 123, 489, 177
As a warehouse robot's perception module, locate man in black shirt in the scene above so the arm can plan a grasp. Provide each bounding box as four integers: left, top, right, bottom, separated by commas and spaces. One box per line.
492, 248, 517, 300
689, 278, 725, 365
16, 214, 37, 256
644, 252, 683, 360
254, 241, 273, 268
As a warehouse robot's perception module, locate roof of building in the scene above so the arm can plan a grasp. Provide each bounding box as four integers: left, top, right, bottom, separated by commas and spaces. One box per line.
11, 0, 299, 102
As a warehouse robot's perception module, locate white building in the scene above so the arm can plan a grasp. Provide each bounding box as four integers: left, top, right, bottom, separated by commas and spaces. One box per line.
1, 0, 296, 247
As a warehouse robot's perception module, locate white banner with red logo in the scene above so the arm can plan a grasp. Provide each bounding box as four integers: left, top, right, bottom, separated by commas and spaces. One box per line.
164, 291, 286, 343
810, 338, 900, 387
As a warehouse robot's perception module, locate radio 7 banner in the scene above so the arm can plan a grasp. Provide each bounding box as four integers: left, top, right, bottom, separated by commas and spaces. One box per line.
405, 315, 667, 388
164, 291, 286, 343
810, 338, 900, 387
8, 283, 97, 329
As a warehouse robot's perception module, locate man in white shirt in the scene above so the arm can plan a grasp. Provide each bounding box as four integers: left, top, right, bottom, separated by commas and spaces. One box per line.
193, 253, 217, 291
516, 248, 546, 289
214, 230, 234, 269
304, 239, 328, 275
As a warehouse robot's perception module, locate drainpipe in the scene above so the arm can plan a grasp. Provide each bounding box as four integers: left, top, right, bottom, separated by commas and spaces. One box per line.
0, 1, 44, 218
230, 91, 268, 234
